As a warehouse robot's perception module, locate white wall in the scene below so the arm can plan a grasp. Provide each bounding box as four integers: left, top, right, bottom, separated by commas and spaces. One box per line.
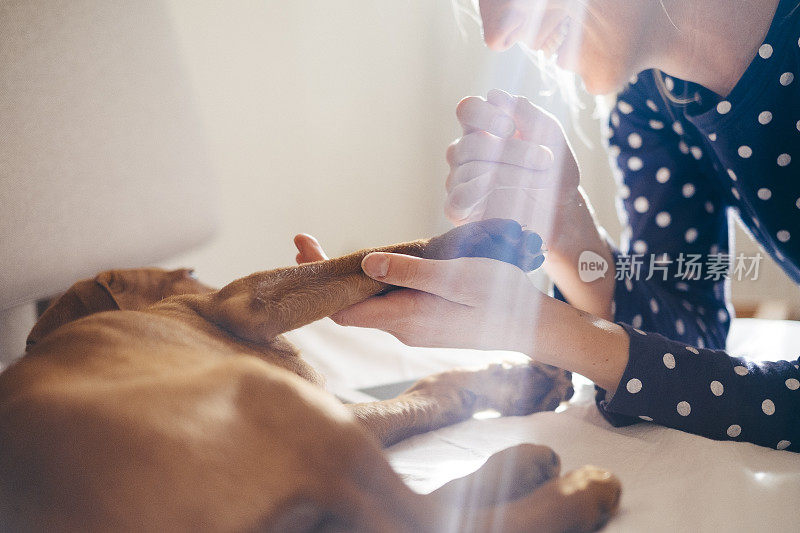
164, 0, 798, 307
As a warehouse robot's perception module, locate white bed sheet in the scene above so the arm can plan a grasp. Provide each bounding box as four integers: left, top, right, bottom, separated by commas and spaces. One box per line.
285, 318, 800, 532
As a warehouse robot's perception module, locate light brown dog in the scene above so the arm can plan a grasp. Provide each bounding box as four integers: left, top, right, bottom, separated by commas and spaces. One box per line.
0, 219, 620, 532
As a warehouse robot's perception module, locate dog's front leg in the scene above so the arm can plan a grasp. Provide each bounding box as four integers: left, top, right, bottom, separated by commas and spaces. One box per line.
190, 219, 544, 345
349, 361, 573, 447
188, 240, 428, 344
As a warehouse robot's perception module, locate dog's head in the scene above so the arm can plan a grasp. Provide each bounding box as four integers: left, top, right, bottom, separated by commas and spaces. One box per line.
26, 268, 213, 350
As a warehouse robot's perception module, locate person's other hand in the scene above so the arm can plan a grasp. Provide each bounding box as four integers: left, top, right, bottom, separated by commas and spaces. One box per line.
446, 89, 581, 242
447, 90, 615, 319
294, 234, 328, 264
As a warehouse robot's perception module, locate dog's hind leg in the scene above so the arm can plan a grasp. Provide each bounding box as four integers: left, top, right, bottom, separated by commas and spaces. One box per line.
189, 219, 545, 345
426, 444, 561, 508
455, 464, 622, 533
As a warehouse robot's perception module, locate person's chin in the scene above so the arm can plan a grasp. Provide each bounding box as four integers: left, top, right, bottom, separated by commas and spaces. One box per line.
580, 76, 620, 95
576, 63, 630, 96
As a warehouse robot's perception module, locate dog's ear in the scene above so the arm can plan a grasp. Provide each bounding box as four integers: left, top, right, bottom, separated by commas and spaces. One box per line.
93, 270, 143, 311
26, 278, 120, 350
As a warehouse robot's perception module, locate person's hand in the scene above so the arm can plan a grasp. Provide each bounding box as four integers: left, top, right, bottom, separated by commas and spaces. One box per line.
446, 89, 615, 319
294, 233, 631, 392
294, 233, 328, 264
295, 235, 542, 354
446, 88, 581, 249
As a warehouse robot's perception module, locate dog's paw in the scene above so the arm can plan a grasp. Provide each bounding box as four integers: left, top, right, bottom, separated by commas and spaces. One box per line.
422, 219, 545, 272
404, 362, 573, 419
547, 466, 622, 532
474, 362, 574, 417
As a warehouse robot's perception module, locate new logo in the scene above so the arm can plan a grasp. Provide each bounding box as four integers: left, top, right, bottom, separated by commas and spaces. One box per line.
578, 250, 608, 283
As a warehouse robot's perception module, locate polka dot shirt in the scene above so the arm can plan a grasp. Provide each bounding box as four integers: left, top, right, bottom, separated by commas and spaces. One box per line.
592, 0, 800, 453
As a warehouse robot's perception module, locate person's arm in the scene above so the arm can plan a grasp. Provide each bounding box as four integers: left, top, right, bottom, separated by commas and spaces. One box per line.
311, 248, 798, 453
327, 250, 630, 392
607, 323, 800, 452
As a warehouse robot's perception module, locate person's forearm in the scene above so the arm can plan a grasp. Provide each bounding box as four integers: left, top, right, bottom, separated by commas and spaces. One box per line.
545, 244, 615, 321
545, 190, 616, 321
526, 297, 629, 392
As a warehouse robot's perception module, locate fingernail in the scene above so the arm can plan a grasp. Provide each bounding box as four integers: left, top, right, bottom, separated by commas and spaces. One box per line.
491, 115, 516, 136
362, 254, 389, 278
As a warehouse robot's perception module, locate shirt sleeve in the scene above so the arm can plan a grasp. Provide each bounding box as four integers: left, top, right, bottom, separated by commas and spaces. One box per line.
592, 74, 735, 426
608, 323, 800, 453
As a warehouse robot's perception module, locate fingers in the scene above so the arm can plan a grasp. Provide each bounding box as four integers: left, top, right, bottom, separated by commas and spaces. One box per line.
486, 89, 565, 145
447, 131, 554, 171
331, 289, 437, 331
361, 253, 494, 305
446, 160, 552, 194
456, 96, 517, 137
361, 253, 463, 303
294, 234, 328, 264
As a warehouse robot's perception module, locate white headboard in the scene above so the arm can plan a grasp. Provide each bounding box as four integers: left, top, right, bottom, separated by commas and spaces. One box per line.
0, 1, 217, 362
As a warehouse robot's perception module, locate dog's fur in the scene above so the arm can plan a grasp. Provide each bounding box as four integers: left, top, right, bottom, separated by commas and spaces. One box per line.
0, 219, 620, 532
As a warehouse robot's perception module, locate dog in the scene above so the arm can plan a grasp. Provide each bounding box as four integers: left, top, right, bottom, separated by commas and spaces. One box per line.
0, 219, 620, 532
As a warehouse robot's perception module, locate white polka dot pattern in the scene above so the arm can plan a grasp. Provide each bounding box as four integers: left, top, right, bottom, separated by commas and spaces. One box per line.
603, 50, 800, 452
727, 425, 741, 438
762, 399, 775, 415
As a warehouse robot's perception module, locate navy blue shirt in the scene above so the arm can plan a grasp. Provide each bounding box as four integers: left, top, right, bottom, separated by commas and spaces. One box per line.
592, 0, 800, 452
